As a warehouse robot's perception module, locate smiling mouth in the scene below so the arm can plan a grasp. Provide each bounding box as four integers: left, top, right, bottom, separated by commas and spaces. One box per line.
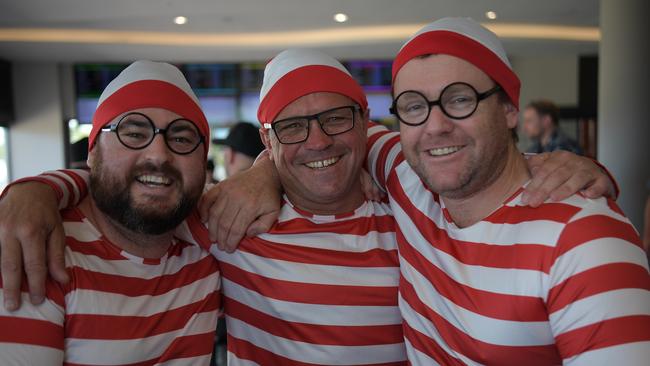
427, 146, 463, 157
304, 156, 341, 169
136, 174, 172, 187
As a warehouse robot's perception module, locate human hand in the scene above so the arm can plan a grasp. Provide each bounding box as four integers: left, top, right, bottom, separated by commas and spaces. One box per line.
198, 156, 282, 252
360, 169, 385, 202
0, 182, 68, 311
522, 151, 616, 207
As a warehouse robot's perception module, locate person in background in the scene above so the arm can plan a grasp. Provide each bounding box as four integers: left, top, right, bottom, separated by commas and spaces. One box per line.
522, 99, 583, 154
68, 137, 89, 169
213, 121, 265, 177
0, 60, 221, 364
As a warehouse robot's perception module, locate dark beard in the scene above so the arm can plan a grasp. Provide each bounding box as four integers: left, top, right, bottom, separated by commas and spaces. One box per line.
90, 157, 201, 236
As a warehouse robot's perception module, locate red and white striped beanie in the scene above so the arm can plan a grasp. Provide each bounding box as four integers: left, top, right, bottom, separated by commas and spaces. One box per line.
393, 17, 520, 109
89, 60, 209, 154
257, 48, 368, 124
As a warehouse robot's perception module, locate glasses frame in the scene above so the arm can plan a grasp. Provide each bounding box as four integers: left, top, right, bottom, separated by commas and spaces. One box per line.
390, 82, 502, 126
263, 105, 360, 144
100, 112, 205, 155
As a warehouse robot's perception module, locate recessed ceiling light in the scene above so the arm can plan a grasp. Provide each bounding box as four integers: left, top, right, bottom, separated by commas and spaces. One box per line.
334, 13, 348, 23
174, 16, 187, 25
485, 11, 497, 20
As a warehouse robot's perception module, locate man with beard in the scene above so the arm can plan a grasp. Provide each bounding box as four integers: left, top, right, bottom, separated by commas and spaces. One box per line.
0, 60, 221, 364
365, 17, 650, 364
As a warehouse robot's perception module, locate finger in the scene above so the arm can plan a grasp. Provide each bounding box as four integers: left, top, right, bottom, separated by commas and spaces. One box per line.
223, 209, 246, 253
582, 178, 609, 199
47, 224, 69, 284
20, 230, 49, 305
246, 211, 278, 238
198, 184, 221, 223
527, 165, 573, 207
549, 169, 594, 201
0, 237, 23, 311
207, 193, 229, 244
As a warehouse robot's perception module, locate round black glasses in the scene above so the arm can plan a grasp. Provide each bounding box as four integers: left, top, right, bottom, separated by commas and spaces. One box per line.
390, 82, 501, 126
100, 112, 204, 155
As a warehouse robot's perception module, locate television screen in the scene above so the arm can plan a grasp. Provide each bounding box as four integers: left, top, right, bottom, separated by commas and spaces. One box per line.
199, 96, 237, 126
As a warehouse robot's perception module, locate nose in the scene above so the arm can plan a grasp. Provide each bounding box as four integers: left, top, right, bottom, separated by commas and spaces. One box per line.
142, 133, 174, 163
421, 105, 455, 135
303, 118, 334, 150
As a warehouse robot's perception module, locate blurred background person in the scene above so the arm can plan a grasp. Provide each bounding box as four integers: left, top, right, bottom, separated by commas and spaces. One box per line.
522, 99, 583, 155
213, 122, 265, 178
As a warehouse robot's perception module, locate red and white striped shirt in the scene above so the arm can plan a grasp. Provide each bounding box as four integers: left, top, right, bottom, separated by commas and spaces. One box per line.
15, 170, 406, 365
0, 207, 221, 365
367, 124, 650, 365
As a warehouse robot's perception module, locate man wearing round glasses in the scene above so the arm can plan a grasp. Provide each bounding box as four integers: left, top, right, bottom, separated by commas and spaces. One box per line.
365, 17, 650, 364
0, 61, 221, 364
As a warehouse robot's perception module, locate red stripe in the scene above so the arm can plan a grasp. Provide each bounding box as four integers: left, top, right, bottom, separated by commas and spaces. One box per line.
555, 315, 650, 359
236, 236, 398, 268
225, 297, 403, 346
554, 214, 642, 257
398, 238, 547, 321
221, 261, 397, 307
484, 201, 581, 224
272, 214, 395, 235
228, 334, 407, 366
258, 65, 368, 124
64, 169, 90, 204
400, 276, 562, 365
184, 209, 213, 251
70, 255, 218, 297
66, 237, 128, 260
367, 124, 401, 189
389, 174, 557, 272
0, 316, 64, 350
66, 291, 219, 339
547, 262, 650, 313
392, 30, 520, 109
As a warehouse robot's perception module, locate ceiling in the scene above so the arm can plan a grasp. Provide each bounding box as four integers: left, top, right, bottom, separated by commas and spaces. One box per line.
0, 0, 600, 63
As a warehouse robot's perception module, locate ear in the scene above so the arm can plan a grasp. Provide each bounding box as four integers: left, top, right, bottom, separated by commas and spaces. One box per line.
503, 102, 519, 129
259, 127, 274, 161
87, 144, 97, 169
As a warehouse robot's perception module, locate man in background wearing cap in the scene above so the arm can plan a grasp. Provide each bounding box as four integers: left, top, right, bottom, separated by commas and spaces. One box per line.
0, 60, 221, 364
363, 17, 649, 364
213, 121, 265, 178
0, 50, 406, 365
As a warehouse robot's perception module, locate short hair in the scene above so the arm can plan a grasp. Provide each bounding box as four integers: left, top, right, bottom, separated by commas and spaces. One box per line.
527, 99, 560, 126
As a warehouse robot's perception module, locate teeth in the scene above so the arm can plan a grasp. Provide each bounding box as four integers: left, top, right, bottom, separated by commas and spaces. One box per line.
304, 157, 340, 169
428, 146, 462, 156
137, 175, 171, 185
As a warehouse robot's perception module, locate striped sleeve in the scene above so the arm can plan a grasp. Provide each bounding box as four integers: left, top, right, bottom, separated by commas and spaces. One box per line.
1, 169, 90, 209
0, 278, 66, 364
546, 199, 650, 364
366, 122, 403, 192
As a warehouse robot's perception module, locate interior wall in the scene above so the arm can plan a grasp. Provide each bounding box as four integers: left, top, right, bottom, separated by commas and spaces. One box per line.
9, 62, 66, 179
510, 54, 580, 151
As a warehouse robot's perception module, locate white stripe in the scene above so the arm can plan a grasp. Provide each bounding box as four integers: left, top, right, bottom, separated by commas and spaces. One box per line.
0, 343, 63, 365
550, 237, 649, 288
550, 288, 650, 335
63, 236, 212, 280
563, 341, 650, 366
217, 249, 398, 287
64, 311, 217, 364
394, 201, 548, 297
400, 258, 555, 347
0, 292, 64, 324
252, 229, 398, 254
227, 352, 261, 366
223, 278, 400, 326
399, 293, 482, 366
260, 49, 351, 102
404, 338, 443, 366
562, 195, 631, 224
226, 315, 406, 365
65, 271, 220, 316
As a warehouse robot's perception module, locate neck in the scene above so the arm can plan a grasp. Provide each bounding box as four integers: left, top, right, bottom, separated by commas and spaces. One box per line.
541, 126, 557, 146
441, 144, 530, 228
286, 184, 366, 216
79, 196, 174, 258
